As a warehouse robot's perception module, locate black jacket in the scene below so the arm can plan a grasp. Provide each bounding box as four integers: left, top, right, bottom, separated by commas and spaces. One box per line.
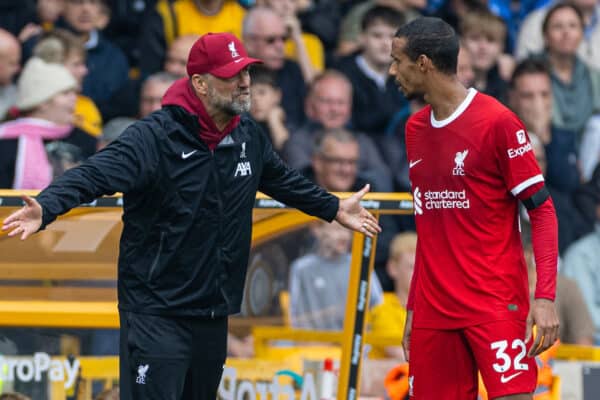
36, 107, 339, 317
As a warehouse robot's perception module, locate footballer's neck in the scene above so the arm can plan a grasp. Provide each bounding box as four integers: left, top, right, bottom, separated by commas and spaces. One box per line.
425, 77, 469, 122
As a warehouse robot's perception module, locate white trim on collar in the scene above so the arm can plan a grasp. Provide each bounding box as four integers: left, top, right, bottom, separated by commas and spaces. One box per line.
430, 87, 477, 128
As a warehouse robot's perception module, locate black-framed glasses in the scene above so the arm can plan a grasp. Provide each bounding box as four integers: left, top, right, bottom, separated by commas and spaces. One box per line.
319, 154, 358, 166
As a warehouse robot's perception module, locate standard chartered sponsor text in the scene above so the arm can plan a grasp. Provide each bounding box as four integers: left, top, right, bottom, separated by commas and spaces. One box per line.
423, 189, 470, 210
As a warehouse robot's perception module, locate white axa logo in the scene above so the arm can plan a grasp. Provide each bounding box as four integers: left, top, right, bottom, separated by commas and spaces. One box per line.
234, 161, 252, 177
453, 149, 468, 176
0, 353, 79, 389
228, 41, 240, 58
516, 129, 527, 144
413, 187, 423, 215
136, 364, 149, 384
414, 187, 471, 212
507, 142, 532, 159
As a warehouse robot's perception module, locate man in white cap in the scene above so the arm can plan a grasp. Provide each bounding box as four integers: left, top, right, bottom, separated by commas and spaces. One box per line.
2, 32, 381, 400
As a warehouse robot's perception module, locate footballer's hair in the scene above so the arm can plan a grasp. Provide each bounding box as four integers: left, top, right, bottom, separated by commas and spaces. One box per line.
395, 17, 459, 75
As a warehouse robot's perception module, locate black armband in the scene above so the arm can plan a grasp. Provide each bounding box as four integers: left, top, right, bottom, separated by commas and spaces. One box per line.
522, 185, 550, 210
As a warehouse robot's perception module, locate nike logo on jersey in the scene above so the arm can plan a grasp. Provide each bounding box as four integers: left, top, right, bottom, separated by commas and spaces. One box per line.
500, 371, 523, 383
181, 150, 197, 159
409, 159, 422, 168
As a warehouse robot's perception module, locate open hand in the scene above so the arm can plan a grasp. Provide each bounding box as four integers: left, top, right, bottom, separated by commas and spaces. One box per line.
335, 184, 381, 237
1, 196, 42, 240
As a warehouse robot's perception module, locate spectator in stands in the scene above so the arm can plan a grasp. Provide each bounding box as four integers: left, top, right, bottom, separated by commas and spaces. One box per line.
164, 34, 200, 78
527, 132, 588, 253
429, 0, 489, 33
0, 28, 20, 120
138, 72, 178, 118
289, 220, 384, 330
290, 0, 342, 61
103, 36, 190, 120
282, 70, 392, 192
101, 0, 157, 67
243, 6, 307, 128
300, 128, 398, 290
260, 0, 323, 78
302, 128, 363, 192
457, 44, 475, 87
97, 117, 135, 150
516, 0, 600, 70
0, 2, 36, 39
249, 66, 289, 153
95, 0, 110, 30
335, 6, 407, 137
368, 232, 417, 359
46, 140, 84, 179
139, 0, 245, 77
509, 58, 580, 194
46, 0, 129, 117
17, 0, 65, 43
337, 0, 424, 57
0, 57, 90, 189
579, 114, 600, 182
540, 2, 600, 137
460, 10, 513, 104
523, 240, 595, 345
562, 169, 600, 344
33, 28, 103, 138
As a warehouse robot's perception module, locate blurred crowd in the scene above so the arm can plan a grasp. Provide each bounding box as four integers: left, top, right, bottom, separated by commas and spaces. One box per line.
1, 0, 600, 356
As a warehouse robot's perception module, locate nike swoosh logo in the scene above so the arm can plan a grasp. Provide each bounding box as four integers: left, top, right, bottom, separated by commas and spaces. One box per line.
181, 150, 197, 159
500, 371, 523, 383
234, 58, 244, 63
409, 159, 422, 168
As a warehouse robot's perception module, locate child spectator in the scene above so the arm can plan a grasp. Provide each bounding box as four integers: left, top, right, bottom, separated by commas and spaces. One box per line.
335, 6, 407, 137
249, 65, 289, 153
460, 10, 513, 104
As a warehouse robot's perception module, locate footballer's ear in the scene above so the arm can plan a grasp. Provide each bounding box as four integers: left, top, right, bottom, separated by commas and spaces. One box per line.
417, 54, 431, 71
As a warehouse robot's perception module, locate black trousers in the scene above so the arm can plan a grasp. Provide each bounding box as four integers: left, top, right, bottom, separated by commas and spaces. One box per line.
119, 311, 228, 400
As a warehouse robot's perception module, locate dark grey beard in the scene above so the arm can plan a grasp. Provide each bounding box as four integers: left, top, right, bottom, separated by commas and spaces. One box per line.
210, 87, 251, 116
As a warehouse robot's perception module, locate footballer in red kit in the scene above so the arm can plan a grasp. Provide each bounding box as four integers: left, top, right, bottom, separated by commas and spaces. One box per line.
389, 18, 560, 400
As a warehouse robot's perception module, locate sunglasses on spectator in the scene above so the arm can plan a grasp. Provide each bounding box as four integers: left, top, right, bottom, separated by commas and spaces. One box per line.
247, 34, 289, 45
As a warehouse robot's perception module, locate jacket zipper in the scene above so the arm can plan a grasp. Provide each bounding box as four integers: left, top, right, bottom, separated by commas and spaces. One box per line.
211, 151, 226, 318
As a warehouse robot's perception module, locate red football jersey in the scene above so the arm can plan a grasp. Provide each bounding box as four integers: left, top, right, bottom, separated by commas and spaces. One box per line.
406, 89, 543, 329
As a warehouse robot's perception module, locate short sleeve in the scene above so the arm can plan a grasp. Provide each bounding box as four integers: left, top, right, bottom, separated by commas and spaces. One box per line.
494, 111, 544, 196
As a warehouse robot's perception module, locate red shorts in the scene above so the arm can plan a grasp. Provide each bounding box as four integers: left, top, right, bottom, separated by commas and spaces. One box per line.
408, 320, 537, 399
